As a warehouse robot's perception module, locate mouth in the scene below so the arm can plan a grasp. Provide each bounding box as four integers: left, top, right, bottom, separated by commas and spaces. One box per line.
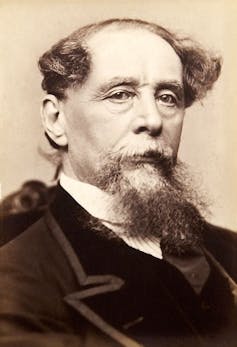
120, 152, 175, 176
126, 152, 172, 163
128, 157, 157, 165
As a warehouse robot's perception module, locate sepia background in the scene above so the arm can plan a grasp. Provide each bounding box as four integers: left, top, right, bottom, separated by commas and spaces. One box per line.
0, 0, 236, 230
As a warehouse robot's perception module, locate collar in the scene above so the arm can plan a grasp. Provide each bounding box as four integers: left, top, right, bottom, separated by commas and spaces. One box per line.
60, 172, 114, 221
60, 172, 163, 259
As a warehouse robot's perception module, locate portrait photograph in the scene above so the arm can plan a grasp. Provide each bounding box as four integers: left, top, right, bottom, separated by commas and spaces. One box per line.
0, 1, 237, 346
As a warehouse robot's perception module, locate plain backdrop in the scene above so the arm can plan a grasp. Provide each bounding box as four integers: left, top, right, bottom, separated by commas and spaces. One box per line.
0, 0, 237, 230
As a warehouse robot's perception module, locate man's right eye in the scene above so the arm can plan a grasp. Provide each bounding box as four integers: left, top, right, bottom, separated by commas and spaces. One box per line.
106, 91, 134, 103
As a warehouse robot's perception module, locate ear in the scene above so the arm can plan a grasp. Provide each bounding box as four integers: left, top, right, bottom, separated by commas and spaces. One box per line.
41, 95, 68, 147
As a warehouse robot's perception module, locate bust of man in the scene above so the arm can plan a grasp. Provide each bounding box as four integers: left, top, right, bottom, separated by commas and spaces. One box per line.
0, 18, 236, 347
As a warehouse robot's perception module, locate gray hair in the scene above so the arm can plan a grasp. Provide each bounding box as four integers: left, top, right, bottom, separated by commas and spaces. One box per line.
38, 18, 221, 109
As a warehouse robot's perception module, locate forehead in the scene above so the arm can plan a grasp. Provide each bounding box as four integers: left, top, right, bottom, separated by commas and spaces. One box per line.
85, 26, 183, 84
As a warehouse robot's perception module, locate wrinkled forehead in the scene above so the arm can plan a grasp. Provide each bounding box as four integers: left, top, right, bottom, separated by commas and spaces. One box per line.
85, 26, 183, 83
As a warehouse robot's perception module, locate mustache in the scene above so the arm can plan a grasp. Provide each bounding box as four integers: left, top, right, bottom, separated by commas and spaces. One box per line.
112, 139, 173, 158
107, 149, 175, 176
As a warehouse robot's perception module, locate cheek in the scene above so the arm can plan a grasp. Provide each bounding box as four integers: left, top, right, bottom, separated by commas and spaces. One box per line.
65, 104, 98, 143
83, 112, 133, 151
89, 121, 128, 151
164, 116, 184, 151
66, 115, 125, 156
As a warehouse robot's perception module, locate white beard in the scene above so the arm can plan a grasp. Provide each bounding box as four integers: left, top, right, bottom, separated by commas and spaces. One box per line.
92, 148, 208, 256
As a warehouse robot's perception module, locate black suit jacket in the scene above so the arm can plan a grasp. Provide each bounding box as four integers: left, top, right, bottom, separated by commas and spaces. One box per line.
0, 187, 237, 347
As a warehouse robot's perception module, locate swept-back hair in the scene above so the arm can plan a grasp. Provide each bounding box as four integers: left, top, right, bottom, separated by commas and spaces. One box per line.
38, 18, 221, 108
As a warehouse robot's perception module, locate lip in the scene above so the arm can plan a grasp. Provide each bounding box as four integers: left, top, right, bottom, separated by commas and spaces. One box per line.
128, 157, 157, 164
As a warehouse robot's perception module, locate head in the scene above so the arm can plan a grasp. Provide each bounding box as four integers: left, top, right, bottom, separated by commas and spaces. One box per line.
39, 19, 221, 254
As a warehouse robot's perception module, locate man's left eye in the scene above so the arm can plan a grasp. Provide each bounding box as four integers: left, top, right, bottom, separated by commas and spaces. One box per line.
158, 94, 177, 106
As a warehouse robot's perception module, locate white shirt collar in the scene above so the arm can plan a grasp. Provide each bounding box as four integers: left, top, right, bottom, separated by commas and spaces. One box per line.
59, 172, 163, 259
60, 172, 115, 222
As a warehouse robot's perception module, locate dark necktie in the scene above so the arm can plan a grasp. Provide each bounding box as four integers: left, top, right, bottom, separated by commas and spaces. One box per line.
163, 248, 210, 294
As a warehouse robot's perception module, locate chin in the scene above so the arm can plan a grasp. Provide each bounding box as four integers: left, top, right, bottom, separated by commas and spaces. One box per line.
123, 164, 166, 193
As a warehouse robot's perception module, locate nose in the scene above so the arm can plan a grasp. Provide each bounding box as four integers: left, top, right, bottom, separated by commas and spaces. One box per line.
132, 91, 163, 136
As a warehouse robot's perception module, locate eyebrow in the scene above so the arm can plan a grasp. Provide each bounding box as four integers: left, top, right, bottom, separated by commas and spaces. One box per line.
96, 77, 139, 94
96, 77, 184, 100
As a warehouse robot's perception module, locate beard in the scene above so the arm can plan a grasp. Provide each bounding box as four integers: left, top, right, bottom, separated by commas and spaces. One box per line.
89, 141, 208, 256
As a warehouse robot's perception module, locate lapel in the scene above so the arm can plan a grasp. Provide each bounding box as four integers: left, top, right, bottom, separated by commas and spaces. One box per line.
44, 210, 142, 347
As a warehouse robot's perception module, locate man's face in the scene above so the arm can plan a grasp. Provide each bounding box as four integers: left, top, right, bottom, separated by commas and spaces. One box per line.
62, 27, 185, 186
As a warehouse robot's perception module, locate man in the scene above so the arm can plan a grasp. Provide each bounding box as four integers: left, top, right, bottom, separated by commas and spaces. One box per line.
0, 18, 237, 347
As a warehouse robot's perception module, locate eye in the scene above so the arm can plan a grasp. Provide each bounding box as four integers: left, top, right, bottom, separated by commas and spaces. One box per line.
106, 91, 135, 103
157, 93, 178, 107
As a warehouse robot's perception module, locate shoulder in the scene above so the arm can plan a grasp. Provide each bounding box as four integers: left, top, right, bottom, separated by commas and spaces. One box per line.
0, 213, 78, 296
0, 209, 45, 246
1, 216, 56, 263
203, 223, 237, 281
